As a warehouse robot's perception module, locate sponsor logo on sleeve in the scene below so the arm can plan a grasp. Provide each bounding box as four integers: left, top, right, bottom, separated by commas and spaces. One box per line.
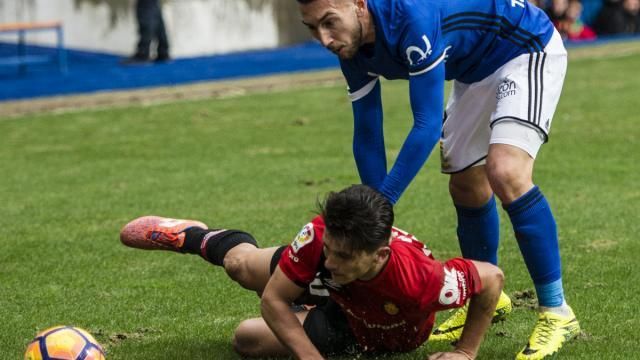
291, 223, 314, 253
439, 267, 462, 305
287, 251, 300, 263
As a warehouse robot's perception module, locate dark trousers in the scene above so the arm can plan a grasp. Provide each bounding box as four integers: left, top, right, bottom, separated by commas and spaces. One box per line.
135, 0, 169, 58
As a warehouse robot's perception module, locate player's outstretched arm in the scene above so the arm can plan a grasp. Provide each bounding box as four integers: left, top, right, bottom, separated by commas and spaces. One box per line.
261, 266, 324, 360
379, 64, 445, 204
352, 80, 387, 190
456, 261, 504, 359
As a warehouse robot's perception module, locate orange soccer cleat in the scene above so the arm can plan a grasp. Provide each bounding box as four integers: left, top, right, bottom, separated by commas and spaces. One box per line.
120, 216, 208, 252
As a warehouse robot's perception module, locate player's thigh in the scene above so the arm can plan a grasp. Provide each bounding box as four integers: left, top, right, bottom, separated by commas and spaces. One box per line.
490, 29, 567, 155
443, 30, 566, 174
441, 78, 497, 174
224, 245, 280, 293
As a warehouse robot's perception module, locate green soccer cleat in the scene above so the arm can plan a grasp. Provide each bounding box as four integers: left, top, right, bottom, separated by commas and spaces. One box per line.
515, 307, 580, 360
430, 290, 512, 343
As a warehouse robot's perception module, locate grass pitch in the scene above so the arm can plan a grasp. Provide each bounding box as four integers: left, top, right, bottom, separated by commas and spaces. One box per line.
1, 43, 639, 359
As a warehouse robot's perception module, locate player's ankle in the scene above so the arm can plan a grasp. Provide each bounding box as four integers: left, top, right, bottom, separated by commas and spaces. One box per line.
539, 301, 572, 317
182, 227, 211, 254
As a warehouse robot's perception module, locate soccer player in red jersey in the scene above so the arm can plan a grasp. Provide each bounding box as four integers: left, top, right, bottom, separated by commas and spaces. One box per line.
120, 185, 503, 359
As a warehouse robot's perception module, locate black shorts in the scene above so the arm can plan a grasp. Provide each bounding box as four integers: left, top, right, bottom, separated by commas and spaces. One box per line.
270, 247, 360, 356
303, 299, 360, 356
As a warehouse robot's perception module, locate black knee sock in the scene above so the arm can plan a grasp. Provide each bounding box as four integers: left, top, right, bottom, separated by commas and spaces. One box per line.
182, 228, 258, 266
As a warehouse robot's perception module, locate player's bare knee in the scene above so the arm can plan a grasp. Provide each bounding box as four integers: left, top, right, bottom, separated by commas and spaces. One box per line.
223, 254, 249, 284
232, 320, 262, 357
449, 171, 493, 206
449, 179, 485, 198
486, 161, 531, 203
487, 144, 535, 202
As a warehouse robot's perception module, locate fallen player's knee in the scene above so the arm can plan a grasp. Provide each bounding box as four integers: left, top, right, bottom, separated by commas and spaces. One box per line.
232, 319, 264, 357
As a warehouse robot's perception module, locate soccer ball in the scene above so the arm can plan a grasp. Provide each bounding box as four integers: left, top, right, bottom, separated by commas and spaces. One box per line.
24, 326, 105, 360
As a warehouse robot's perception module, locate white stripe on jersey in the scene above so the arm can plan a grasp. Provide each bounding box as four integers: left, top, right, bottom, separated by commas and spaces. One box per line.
409, 48, 448, 76
348, 77, 379, 102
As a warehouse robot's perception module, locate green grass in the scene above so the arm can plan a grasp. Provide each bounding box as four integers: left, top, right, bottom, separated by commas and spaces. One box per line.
1, 45, 639, 359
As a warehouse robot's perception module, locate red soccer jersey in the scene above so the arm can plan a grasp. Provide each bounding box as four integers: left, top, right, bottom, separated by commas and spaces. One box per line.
279, 216, 482, 353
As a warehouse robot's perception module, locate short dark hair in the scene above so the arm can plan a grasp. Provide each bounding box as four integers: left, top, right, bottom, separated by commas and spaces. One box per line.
319, 184, 394, 254
296, 0, 317, 3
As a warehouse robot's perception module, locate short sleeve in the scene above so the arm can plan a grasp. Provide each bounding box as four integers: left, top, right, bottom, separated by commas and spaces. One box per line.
278, 217, 325, 288
431, 258, 483, 311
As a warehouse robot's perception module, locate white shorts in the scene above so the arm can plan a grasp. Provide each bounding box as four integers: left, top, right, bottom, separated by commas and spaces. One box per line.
440, 30, 567, 173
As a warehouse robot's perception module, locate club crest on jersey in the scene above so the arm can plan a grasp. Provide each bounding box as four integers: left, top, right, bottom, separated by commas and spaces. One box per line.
406, 34, 432, 66
383, 301, 400, 315
291, 223, 314, 253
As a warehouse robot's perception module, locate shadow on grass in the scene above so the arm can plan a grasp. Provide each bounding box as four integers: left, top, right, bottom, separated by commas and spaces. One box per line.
106, 335, 239, 360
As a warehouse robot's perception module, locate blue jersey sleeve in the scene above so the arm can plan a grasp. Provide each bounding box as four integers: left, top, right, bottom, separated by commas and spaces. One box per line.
341, 59, 388, 190
379, 63, 444, 204
395, 0, 446, 75
351, 80, 386, 190
343, 0, 447, 204
378, 2, 446, 203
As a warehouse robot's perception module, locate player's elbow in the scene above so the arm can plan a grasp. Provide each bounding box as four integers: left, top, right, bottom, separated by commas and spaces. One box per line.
260, 291, 280, 321
473, 260, 504, 294
421, 124, 441, 146
485, 265, 504, 294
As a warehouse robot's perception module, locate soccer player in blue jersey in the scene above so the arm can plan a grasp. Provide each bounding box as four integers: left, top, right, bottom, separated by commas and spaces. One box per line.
295, 0, 580, 359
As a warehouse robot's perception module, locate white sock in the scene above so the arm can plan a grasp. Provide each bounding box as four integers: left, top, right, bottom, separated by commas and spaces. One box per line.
539, 301, 573, 317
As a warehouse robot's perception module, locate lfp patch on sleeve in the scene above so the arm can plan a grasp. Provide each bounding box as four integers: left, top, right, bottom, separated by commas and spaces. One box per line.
291, 223, 314, 253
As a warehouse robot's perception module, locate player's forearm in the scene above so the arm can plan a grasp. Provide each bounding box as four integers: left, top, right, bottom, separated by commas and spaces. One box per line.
379, 65, 444, 203
352, 82, 387, 190
456, 264, 504, 358
261, 297, 324, 360
380, 123, 439, 203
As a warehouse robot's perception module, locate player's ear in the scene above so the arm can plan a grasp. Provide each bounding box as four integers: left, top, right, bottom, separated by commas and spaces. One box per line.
355, 0, 366, 16
375, 246, 391, 263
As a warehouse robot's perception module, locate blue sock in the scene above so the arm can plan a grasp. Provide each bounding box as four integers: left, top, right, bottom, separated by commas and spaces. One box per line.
536, 279, 565, 308
455, 196, 500, 265
506, 186, 564, 307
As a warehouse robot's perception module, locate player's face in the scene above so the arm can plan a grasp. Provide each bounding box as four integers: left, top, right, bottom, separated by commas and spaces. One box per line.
299, 0, 364, 60
322, 233, 387, 285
